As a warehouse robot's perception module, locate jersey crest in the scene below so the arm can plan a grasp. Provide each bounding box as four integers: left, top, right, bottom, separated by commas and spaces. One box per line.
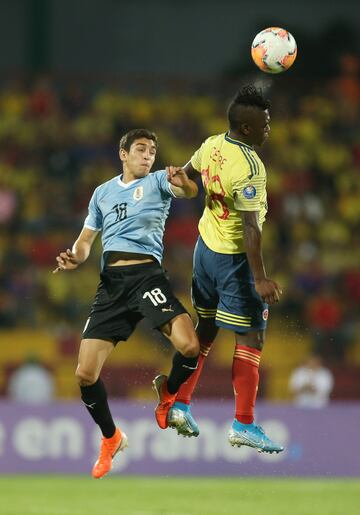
133, 186, 144, 201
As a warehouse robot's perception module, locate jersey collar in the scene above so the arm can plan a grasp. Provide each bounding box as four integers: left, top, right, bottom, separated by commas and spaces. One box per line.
117, 174, 142, 188
224, 132, 254, 150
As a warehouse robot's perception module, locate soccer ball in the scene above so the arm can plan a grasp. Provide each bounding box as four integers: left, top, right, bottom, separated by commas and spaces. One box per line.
251, 27, 297, 74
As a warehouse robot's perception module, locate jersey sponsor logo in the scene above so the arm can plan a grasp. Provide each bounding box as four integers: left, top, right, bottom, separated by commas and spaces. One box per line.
243, 185, 256, 199
262, 308, 269, 321
161, 306, 174, 312
133, 186, 143, 201
210, 146, 227, 170
112, 202, 128, 221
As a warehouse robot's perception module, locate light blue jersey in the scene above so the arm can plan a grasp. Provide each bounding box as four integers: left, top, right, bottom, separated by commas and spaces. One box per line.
84, 170, 175, 265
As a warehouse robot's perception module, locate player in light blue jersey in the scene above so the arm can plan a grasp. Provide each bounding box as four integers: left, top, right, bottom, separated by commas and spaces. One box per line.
54, 129, 200, 478
83, 154, 176, 267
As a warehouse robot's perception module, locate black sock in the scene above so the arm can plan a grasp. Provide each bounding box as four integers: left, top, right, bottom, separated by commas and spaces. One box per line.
80, 378, 116, 438
167, 352, 199, 394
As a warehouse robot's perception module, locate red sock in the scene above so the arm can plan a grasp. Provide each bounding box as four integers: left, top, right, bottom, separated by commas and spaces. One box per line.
175, 342, 212, 404
232, 345, 261, 424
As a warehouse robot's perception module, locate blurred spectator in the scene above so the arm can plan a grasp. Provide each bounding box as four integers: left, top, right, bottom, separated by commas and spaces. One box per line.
331, 54, 360, 106
306, 289, 349, 359
29, 77, 58, 118
7, 356, 55, 404
0, 184, 18, 224
289, 355, 334, 408
0, 73, 358, 370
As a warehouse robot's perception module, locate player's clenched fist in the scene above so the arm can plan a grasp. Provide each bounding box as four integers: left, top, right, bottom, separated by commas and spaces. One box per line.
255, 278, 283, 305
166, 166, 190, 187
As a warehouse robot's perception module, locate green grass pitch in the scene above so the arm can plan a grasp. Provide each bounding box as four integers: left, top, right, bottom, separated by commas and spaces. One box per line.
0, 476, 359, 515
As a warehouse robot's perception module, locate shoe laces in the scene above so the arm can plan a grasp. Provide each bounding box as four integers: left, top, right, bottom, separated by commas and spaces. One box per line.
160, 397, 175, 409
256, 425, 273, 443
98, 438, 112, 461
160, 384, 176, 406
101, 433, 120, 456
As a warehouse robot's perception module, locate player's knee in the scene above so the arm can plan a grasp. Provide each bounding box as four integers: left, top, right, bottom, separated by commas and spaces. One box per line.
248, 338, 264, 351
179, 335, 200, 358
256, 332, 265, 350
75, 366, 98, 386
235, 330, 265, 351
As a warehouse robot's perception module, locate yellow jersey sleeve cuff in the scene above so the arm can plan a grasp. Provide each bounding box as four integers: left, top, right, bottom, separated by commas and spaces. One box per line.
233, 198, 261, 211
190, 157, 201, 172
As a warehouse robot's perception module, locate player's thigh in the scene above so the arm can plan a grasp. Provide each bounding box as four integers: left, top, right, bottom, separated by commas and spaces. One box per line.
76, 338, 114, 383
215, 252, 268, 335
137, 267, 189, 335
83, 267, 141, 345
161, 313, 199, 357
235, 330, 265, 351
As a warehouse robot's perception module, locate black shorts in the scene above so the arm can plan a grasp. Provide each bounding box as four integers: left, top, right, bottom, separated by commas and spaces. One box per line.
82, 262, 187, 344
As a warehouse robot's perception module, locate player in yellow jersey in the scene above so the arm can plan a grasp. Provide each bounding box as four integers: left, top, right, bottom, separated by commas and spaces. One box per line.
168, 86, 284, 453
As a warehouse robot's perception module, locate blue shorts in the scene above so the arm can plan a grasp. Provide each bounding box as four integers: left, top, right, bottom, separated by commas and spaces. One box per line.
191, 236, 268, 333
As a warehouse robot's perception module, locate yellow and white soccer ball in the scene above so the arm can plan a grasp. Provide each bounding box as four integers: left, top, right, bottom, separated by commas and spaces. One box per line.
251, 27, 297, 74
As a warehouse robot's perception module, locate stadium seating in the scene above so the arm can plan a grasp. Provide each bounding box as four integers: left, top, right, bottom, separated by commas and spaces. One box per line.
0, 76, 359, 401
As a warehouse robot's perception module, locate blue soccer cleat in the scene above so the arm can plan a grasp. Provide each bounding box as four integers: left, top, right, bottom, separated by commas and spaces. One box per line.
228, 419, 284, 454
167, 402, 200, 437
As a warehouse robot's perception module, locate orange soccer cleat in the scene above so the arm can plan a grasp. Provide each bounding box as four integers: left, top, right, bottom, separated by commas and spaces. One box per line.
152, 374, 177, 429
92, 427, 128, 479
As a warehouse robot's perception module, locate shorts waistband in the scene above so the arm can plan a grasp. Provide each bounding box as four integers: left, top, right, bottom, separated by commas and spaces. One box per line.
103, 262, 161, 272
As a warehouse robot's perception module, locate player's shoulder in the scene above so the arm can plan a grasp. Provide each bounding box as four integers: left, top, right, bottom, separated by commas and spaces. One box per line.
92, 175, 120, 199
149, 169, 166, 179
96, 175, 119, 191
147, 169, 167, 186
226, 139, 265, 173
202, 133, 226, 147
224, 134, 251, 154
206, 133, 224, 142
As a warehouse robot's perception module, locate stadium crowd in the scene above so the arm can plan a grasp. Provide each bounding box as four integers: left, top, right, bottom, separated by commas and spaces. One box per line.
0, 70, 359, 373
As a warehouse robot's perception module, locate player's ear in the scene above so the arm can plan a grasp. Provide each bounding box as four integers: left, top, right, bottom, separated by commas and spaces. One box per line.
241, 123, 251, 135
119, 148, 127, 162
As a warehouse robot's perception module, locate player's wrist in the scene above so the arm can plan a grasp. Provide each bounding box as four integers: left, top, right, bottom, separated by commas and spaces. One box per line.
254, 276, 267, 283
182, 182, 197, 198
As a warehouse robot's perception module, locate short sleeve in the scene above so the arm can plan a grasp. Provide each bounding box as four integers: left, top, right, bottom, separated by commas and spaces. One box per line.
83, 188, 103, 231
190, 143, 205, 172
232, 165, 266, 211
155, 170, 176, 198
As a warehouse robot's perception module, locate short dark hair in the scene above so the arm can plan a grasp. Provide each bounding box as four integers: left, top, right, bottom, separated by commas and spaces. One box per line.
119, 129, 158, 152
227, 85, 271, 130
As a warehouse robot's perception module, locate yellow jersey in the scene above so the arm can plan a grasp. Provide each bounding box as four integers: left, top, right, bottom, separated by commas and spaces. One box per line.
191, 132, 267, 254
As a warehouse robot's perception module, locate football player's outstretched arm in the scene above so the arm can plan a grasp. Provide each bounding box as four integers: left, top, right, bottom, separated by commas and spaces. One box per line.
166, 165, 198, 199
182, 161, 199, 181
240, 210, 282, 305
53, 227, 99, 273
